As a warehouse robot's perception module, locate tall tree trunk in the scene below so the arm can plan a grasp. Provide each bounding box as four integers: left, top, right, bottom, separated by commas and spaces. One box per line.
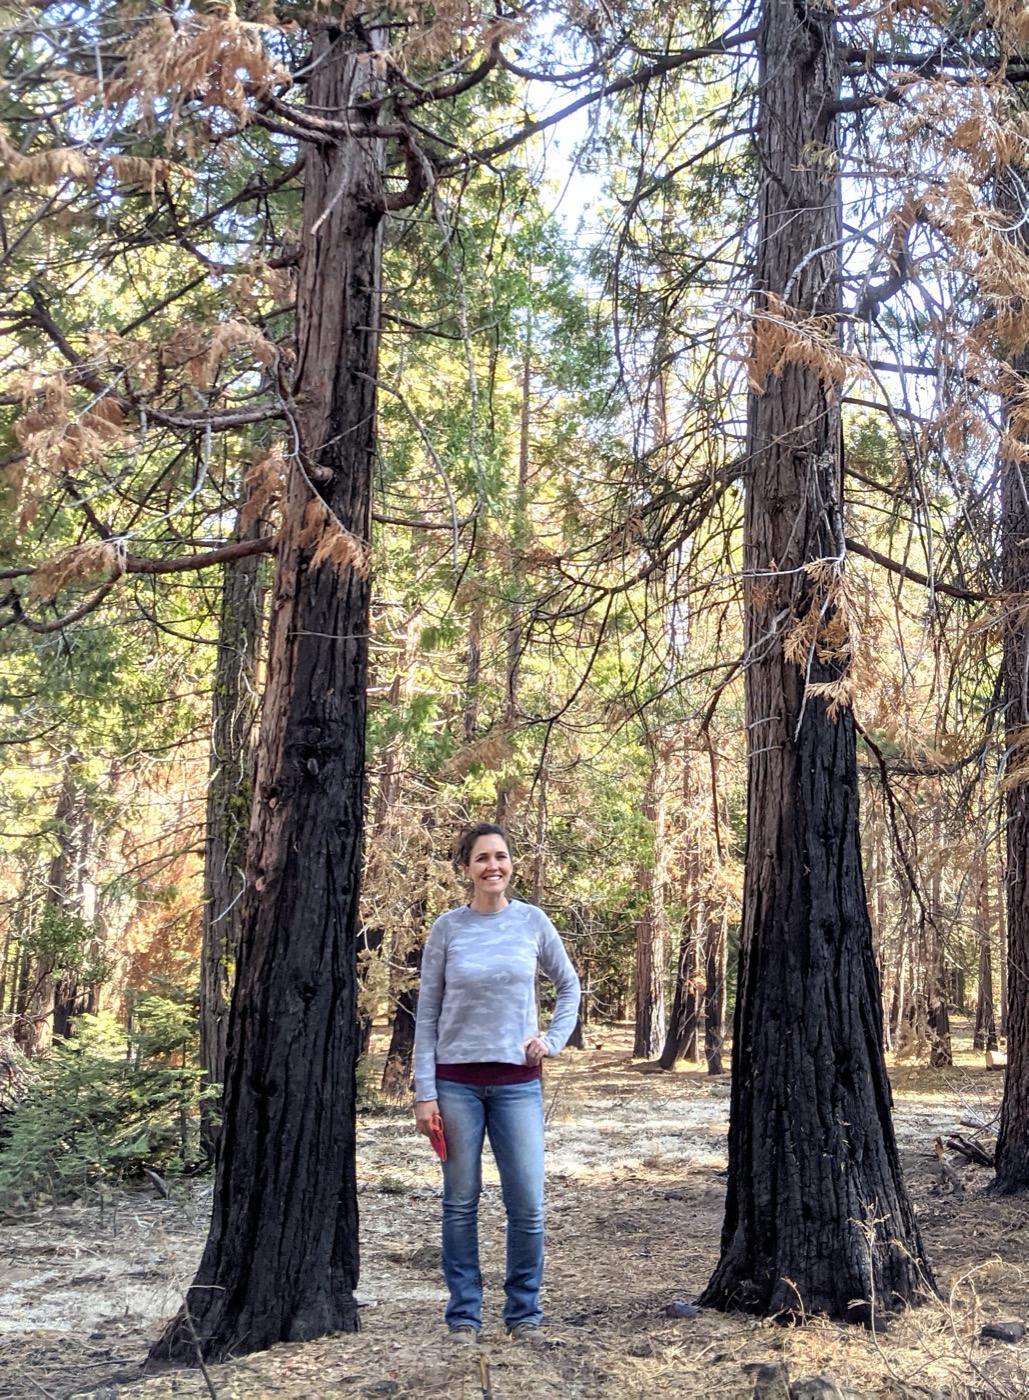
997, 836, 1008, 1036
927, 855, 952, 1066
974, 912, 998, 1054
993, 307, 1029, 1191
704, 907, 727, 1076
660, 753, 703, 1069
151, 21, 384, 1361
633, 753, 667, 1059
700, 0, 931, 1319
51, 807, 94, 1040
15, 764, 80, 1055
660, 911, 701, 1068
495, 319, 532, 826
199, 507, 264, 1159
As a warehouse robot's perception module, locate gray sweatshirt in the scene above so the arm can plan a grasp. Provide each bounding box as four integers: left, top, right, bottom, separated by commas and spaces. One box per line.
413, 900, 581, 1102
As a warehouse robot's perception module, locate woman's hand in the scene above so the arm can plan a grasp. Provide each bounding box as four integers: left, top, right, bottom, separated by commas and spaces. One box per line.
523, 1036, 550, 1066
414, 1099, 440, 1137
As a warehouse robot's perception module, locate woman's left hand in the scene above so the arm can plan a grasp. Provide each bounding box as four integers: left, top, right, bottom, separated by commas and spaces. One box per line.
524, 1036, 550, 1066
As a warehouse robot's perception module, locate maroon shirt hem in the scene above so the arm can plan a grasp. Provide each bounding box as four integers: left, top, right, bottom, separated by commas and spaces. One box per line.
436, 1061, 541, 1086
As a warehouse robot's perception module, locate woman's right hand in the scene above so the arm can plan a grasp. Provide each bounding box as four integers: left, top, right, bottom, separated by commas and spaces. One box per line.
414, 1098, 440, 1137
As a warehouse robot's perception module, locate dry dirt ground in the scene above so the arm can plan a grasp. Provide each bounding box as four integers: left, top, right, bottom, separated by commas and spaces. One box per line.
1, 1024, 1028, 1400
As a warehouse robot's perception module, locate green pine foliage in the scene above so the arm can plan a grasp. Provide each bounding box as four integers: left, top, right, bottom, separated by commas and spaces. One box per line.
0, 1000, 206, 1208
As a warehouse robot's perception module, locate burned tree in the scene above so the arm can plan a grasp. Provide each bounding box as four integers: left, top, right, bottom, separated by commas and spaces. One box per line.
699, 0, 932, 1320
152, 20, 387, 1359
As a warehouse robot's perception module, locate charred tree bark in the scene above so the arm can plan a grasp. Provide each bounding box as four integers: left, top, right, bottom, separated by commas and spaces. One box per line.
700, 1, 931, 1320
199, 506, 264, 1160
994, 330, 1029, 1191
150, 21, 384, 1362
659, 915, 701, 1068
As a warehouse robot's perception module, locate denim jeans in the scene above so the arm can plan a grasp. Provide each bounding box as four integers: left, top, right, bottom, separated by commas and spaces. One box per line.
435, 1078, 545, 1330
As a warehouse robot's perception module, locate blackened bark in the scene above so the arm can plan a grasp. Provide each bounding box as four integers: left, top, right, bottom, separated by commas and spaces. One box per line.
699, 1, 931, 1319
150, 21, 384, 1361
994, 332, 1029, 1191
659, 918, 701, 1068
199, 507, 263, 1159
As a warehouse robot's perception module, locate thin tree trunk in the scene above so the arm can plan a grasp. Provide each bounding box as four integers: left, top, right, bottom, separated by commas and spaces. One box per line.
994, 308, 1029, 1191
660, 913, 701, 1068
704, 907, 727, 1075
997, 836, 1008, 1036
495, 320, 532, 826
151, 21, 384, 1360
381, 938, 421, 1099
633, 754, 667, 1059
700, 0, 931, 1319
15, 765, 80, 1055
974, 893, 998, 1054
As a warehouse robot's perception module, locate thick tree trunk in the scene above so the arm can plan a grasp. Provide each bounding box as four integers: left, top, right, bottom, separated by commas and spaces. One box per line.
199, 507, 263, 1159
994, 331, 1029, 1191
151, 21, 384, 1361
700, 1, 931, 1320
633, 755, 667, 1058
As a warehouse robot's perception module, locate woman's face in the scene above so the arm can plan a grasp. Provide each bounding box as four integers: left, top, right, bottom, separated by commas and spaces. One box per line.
464, 834, 513, 900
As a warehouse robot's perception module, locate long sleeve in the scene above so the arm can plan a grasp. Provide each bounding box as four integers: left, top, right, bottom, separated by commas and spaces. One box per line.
537, 914, 581, 1056
413, 918, 447, 1101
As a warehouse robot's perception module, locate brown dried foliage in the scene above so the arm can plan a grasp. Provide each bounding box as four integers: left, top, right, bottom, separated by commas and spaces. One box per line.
298, 495, 370, 577
748, 294, 855, 393
28, 541, 124, 601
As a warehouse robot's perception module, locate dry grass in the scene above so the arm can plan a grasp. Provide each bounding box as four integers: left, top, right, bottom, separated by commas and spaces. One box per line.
1, 1023, 1026, 1399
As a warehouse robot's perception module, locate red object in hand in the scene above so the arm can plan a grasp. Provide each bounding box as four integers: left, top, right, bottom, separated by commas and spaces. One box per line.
428, 1111, 447, 1162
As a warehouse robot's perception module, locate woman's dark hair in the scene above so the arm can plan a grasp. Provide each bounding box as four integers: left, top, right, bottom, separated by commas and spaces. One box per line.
455, 823, 512, 869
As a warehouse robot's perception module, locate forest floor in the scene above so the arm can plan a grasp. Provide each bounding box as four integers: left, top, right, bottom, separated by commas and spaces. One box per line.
1, 1022, 1027, 1400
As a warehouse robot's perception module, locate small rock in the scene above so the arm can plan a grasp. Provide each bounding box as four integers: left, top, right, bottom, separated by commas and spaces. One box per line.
662, 1299, 701, 1318
742, 1361, 790, 1400
981, 1319, 1025, 1343
790, 1374, 867, 1399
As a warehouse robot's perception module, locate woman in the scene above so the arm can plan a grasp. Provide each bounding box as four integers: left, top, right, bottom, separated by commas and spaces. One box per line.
413, 823, 581, 1343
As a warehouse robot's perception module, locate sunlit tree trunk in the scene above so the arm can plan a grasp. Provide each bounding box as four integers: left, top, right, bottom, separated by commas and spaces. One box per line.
972, 855, 997, 1051
633, 752, 667, 1059
700, 0, 931, 1319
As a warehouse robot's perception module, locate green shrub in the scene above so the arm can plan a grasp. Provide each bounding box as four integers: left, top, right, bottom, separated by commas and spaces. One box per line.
0, 1006, 207, 1208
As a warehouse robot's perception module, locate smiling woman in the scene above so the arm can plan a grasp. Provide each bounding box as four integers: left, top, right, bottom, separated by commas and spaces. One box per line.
412, 822, 581, 1345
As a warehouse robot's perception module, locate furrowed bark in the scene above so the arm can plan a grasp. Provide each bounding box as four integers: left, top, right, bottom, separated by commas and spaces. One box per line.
993, 327, 1029, 1192
699, 0, 932, 1320
150, 19, 384, 1361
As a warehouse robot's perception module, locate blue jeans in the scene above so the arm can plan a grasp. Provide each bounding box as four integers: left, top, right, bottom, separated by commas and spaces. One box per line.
435, 1078, 545, 1331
